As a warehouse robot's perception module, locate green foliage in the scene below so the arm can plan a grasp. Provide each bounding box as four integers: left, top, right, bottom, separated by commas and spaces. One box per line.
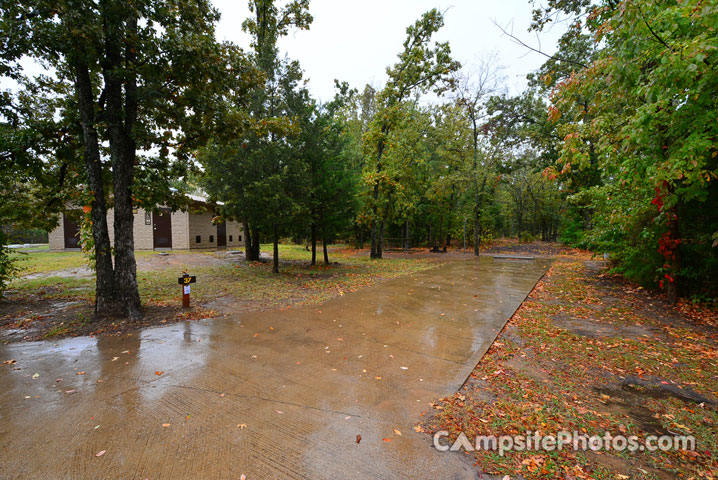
361, 9, 460, 257
0, 231, 20, 297
546, 0, 718, 298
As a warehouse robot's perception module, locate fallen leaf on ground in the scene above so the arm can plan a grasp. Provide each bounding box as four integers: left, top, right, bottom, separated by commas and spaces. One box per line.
111, 357, 119, 362
356, 434, 361, 443
237, 423, 247, 429
95, 450, 106, 457
155, 371, 163, 376
162, 423, 171, 427
32, 373, 39, 379
276, 410, 283, 414
65, 389, 76, 394
3, 359, 16, 365
393, 429, 402, 436
76, 371, 86, 376
383, 438, 392, 442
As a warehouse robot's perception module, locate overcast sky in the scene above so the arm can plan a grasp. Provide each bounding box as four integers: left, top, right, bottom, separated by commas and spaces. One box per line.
213, 0, 567, 102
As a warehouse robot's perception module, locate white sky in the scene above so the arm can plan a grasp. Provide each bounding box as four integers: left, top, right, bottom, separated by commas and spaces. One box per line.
213, 0, 567, 102
2, 1, 566, 101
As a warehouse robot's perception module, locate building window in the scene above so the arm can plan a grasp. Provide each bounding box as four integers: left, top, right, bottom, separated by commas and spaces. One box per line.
239, 235, 242, 242
145, 212, 151, 225
209, 235, 214, 243
196, 235, 201, 243
229, 235, 233, 242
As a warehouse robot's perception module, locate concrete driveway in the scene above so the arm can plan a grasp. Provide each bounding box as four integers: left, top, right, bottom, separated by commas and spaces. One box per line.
0, 257, 549, 479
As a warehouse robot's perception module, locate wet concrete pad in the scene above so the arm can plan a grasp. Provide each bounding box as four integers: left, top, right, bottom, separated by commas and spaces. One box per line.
0, 257, 549, 479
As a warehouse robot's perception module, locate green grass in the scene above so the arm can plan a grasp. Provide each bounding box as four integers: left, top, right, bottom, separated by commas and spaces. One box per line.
10, 244, 49, 252
7, 244, 437, 313
10, 250, 88, 276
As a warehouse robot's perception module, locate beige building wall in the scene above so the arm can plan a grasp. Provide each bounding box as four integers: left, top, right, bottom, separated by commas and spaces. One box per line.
188, 211, 219, 249
47, 204, 243, 251
106, 208, 154, 250
105, 208, 154, 250
171, 211, 190, 250
48, 216, 65, 251
226, 220, 245, 248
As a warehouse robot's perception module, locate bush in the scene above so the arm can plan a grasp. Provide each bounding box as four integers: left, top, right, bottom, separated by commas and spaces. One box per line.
519, 232, 536, 243
0, 232, 20, 298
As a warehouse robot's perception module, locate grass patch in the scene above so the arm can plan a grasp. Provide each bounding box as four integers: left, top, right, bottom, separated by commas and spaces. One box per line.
3, 245, 438, 339
10, 250, 88, 276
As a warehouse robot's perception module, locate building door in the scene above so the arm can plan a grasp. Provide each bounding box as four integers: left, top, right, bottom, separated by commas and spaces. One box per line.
63, 212, 81, 249
152, 209, 172, 249
217, 221, 227, 248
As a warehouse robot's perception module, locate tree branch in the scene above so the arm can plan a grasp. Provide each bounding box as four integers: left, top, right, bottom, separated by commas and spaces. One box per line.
492, 19, 589, 69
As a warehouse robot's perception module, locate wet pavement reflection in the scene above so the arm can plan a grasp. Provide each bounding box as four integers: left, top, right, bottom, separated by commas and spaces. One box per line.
0, 257, 549, 479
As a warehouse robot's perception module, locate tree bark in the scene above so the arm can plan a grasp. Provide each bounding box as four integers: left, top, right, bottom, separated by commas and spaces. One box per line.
243, 221, 254, 260
73, 58, 117, 317
403, 218, 410, 251
323, 237, 329, 265
103, 7, 141, 320
376, 217, 385, 259
244, 223, 261, 262
251, 226, 260, 260
370, 127, 387, 259
310, 223, 317, 266
272, 225, 279, 273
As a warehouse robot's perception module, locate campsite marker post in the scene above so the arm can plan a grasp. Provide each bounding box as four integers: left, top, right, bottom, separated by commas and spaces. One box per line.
178, 273, 197, 308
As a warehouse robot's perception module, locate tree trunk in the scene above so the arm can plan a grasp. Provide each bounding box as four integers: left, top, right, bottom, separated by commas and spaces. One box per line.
243, 221, 254, 260
473, 216, 480, 256
323, 237, 329, 264
403, 218, 410, 251
251, 226, 260, 261
370, 219, 378, 258
376, 217, 385, 259
73, 58, 117, 317
310, 223, 317, 266
370, 128, 387, 259
103, 10, 141, 320
272, 224, 279, 274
